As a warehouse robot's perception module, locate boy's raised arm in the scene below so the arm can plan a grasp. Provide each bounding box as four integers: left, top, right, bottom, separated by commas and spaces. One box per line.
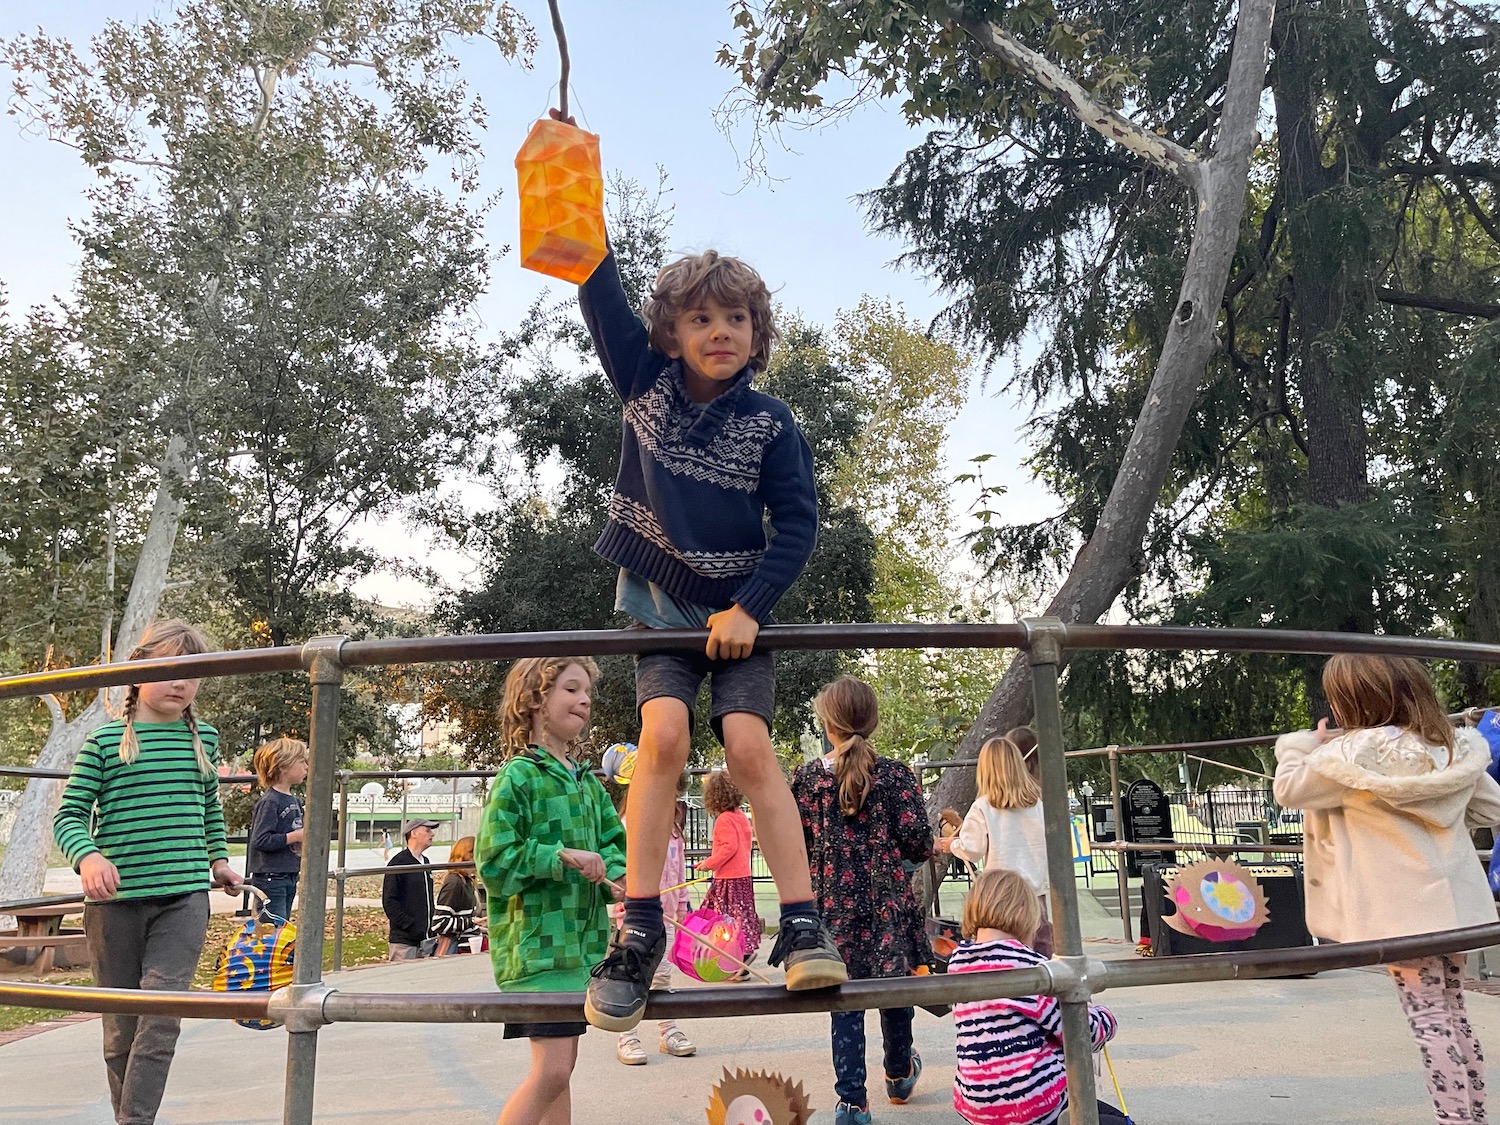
578, 248, 665, 401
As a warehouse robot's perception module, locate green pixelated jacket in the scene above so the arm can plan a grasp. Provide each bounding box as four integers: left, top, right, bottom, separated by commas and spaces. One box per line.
476, 747, 627, 992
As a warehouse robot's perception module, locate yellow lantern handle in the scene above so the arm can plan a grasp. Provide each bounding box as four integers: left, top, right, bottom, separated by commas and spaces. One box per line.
547, 0, 572, 122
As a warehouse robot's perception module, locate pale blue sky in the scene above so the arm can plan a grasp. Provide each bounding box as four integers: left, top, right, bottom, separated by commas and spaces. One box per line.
0, 0, 1053, 606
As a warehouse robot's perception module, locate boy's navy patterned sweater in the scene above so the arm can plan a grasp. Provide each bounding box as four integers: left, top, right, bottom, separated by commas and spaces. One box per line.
578, 251, 817, 623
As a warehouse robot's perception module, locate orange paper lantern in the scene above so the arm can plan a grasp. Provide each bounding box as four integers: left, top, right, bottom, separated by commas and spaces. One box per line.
515, 117, 607, 285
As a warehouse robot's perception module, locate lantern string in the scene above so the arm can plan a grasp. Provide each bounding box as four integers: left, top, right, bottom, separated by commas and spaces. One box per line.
547, 0, 572, 121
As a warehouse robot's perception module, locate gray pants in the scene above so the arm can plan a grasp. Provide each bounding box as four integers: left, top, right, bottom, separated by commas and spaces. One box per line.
84, 892, 209, 1125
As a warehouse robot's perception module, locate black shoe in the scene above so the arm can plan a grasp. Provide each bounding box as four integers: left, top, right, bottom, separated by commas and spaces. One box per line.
585, 926, 666, 1032
768, 915, 848, 990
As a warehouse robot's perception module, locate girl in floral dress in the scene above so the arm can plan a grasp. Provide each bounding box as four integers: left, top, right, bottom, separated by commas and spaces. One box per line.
792, 676, 934, 1125
699, 769, 765, 967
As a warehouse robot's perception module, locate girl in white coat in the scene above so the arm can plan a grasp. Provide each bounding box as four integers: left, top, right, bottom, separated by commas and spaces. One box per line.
1275, 653, 1500, 1125
940, 735, 1053, 956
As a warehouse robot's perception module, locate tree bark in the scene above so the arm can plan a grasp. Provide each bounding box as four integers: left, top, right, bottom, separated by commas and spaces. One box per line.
0, 434, 189, 924
922, 0, 1276, 849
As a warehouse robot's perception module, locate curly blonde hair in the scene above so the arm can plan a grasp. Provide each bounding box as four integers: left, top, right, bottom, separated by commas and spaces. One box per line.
498, 656, 600, 760
641, 250, 780, 372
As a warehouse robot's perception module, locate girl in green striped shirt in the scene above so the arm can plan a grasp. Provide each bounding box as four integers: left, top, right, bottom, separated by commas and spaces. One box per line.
53, 619, 243, 1125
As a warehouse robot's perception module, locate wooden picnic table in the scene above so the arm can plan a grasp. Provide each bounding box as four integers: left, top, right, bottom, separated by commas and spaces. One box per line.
1, 901, 86, 973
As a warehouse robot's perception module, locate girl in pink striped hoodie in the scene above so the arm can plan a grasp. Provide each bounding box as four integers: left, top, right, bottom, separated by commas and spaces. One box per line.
950, 869, 1125, 1125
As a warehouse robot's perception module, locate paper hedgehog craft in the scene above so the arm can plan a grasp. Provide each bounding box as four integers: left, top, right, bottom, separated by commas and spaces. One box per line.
706, 1069, 813, 1125
1161, 858, 1272, 943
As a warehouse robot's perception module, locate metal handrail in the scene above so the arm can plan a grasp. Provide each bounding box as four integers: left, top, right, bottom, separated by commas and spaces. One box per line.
5, 621, 1497, 700
7, 917, 1500, 1022
3, 619, 1499, 1125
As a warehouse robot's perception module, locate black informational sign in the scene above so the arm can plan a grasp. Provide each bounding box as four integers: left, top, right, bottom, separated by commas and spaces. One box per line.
1123, 779, 1177, 877
1089, 802, 1117, 845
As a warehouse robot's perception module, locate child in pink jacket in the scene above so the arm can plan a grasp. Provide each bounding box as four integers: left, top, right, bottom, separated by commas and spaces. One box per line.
698, 769, 763, 967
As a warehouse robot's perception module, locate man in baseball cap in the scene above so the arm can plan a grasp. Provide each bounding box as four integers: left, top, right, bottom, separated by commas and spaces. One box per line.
383, 819, 441, 959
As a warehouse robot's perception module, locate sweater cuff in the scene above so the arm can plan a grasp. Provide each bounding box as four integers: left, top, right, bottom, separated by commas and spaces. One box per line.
731, 577, 782, 625
539, 844, 565, 881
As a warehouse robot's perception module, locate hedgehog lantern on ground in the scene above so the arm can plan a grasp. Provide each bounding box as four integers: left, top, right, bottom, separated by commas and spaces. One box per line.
705, 1069, 813, 1125
1161, 858, 1271, 942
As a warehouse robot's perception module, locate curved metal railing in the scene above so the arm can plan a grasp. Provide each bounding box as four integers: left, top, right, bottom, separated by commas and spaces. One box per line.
1, 619, 1497, 1125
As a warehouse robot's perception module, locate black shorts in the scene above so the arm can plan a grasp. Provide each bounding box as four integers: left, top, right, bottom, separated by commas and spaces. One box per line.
635, 644, 775, 746
502, 1020, 588, 1040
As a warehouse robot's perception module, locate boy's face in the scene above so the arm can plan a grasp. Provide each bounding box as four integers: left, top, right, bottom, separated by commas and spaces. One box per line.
539, 662, 593, 744
284, 758, 309, 786
666, 297, 754, 400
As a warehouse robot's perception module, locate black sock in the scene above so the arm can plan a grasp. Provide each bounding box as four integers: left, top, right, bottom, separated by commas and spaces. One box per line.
779, 899, 818, 925
622, 895, 665, 945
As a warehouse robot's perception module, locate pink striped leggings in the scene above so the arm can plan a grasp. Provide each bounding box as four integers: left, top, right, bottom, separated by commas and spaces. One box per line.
1389, 955, 1487, 1123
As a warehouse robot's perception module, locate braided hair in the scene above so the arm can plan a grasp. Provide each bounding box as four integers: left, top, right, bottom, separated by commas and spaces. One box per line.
117, 620, 214, 775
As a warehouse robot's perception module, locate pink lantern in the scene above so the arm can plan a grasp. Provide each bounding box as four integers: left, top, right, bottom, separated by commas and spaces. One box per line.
669, 905, 744, 982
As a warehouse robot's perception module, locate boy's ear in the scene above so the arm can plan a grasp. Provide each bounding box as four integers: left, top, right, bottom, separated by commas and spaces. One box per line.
662, 328, 683, 360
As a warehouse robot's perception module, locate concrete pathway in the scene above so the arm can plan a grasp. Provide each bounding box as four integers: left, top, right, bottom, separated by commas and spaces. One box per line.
2, 889, 1491, 1123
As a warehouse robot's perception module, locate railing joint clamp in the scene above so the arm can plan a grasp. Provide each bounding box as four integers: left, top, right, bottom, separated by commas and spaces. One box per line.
1045, 955, 1105, 1003
1021, 616, 1067, 665
301, 634, 348, 685
269, 983, 334, 1033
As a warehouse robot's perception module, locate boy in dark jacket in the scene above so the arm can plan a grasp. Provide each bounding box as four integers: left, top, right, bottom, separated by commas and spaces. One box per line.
246, 737, 307, 923
575, 194, 846, 1033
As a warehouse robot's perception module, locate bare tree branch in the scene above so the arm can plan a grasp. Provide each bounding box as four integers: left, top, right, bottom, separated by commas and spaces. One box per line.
948, 3, 1205, 194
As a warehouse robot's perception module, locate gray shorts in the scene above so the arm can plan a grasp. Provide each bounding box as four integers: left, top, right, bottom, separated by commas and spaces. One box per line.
634, 633, 775, 745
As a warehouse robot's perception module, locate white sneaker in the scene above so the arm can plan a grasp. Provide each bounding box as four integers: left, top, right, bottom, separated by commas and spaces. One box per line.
616, 1033, 647, 1066
659, 1027, 696, 1057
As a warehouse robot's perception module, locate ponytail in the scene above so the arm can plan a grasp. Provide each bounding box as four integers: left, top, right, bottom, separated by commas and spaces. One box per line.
832, 733, 878, 817
813, 676, 881, 817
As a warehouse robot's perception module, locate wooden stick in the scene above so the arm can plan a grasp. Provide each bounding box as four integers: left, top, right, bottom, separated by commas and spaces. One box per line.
656, 876, 711, 897
606, 880, 772, 984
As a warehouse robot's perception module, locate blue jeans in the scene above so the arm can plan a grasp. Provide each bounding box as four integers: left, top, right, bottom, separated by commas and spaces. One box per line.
830, 1007, 914, 1108
250, 872, 297, 923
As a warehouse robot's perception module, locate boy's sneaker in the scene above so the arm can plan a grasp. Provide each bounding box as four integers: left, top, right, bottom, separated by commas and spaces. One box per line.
585, 926, 667, 1032
659, 1027, 696, 1056
885, 1048, 922, 1103
616, 1032, 647, 1066
834, 1102, 872, 1125
768, 915, 848, 990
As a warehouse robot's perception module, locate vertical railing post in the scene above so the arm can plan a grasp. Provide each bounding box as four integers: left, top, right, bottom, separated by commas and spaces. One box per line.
283, 635, 347, 1125
1109, 746, 1132, 943
1023, 616, 1101, 1125
332, 771, 349, 971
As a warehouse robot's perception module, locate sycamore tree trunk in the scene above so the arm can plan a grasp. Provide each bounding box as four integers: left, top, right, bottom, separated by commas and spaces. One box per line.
0, 435, 189, 925
920, 0, 1276, 901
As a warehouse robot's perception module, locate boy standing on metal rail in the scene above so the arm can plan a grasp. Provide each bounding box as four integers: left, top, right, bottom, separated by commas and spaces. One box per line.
569, 107, 846, 1035
53, 619, 244, 1125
